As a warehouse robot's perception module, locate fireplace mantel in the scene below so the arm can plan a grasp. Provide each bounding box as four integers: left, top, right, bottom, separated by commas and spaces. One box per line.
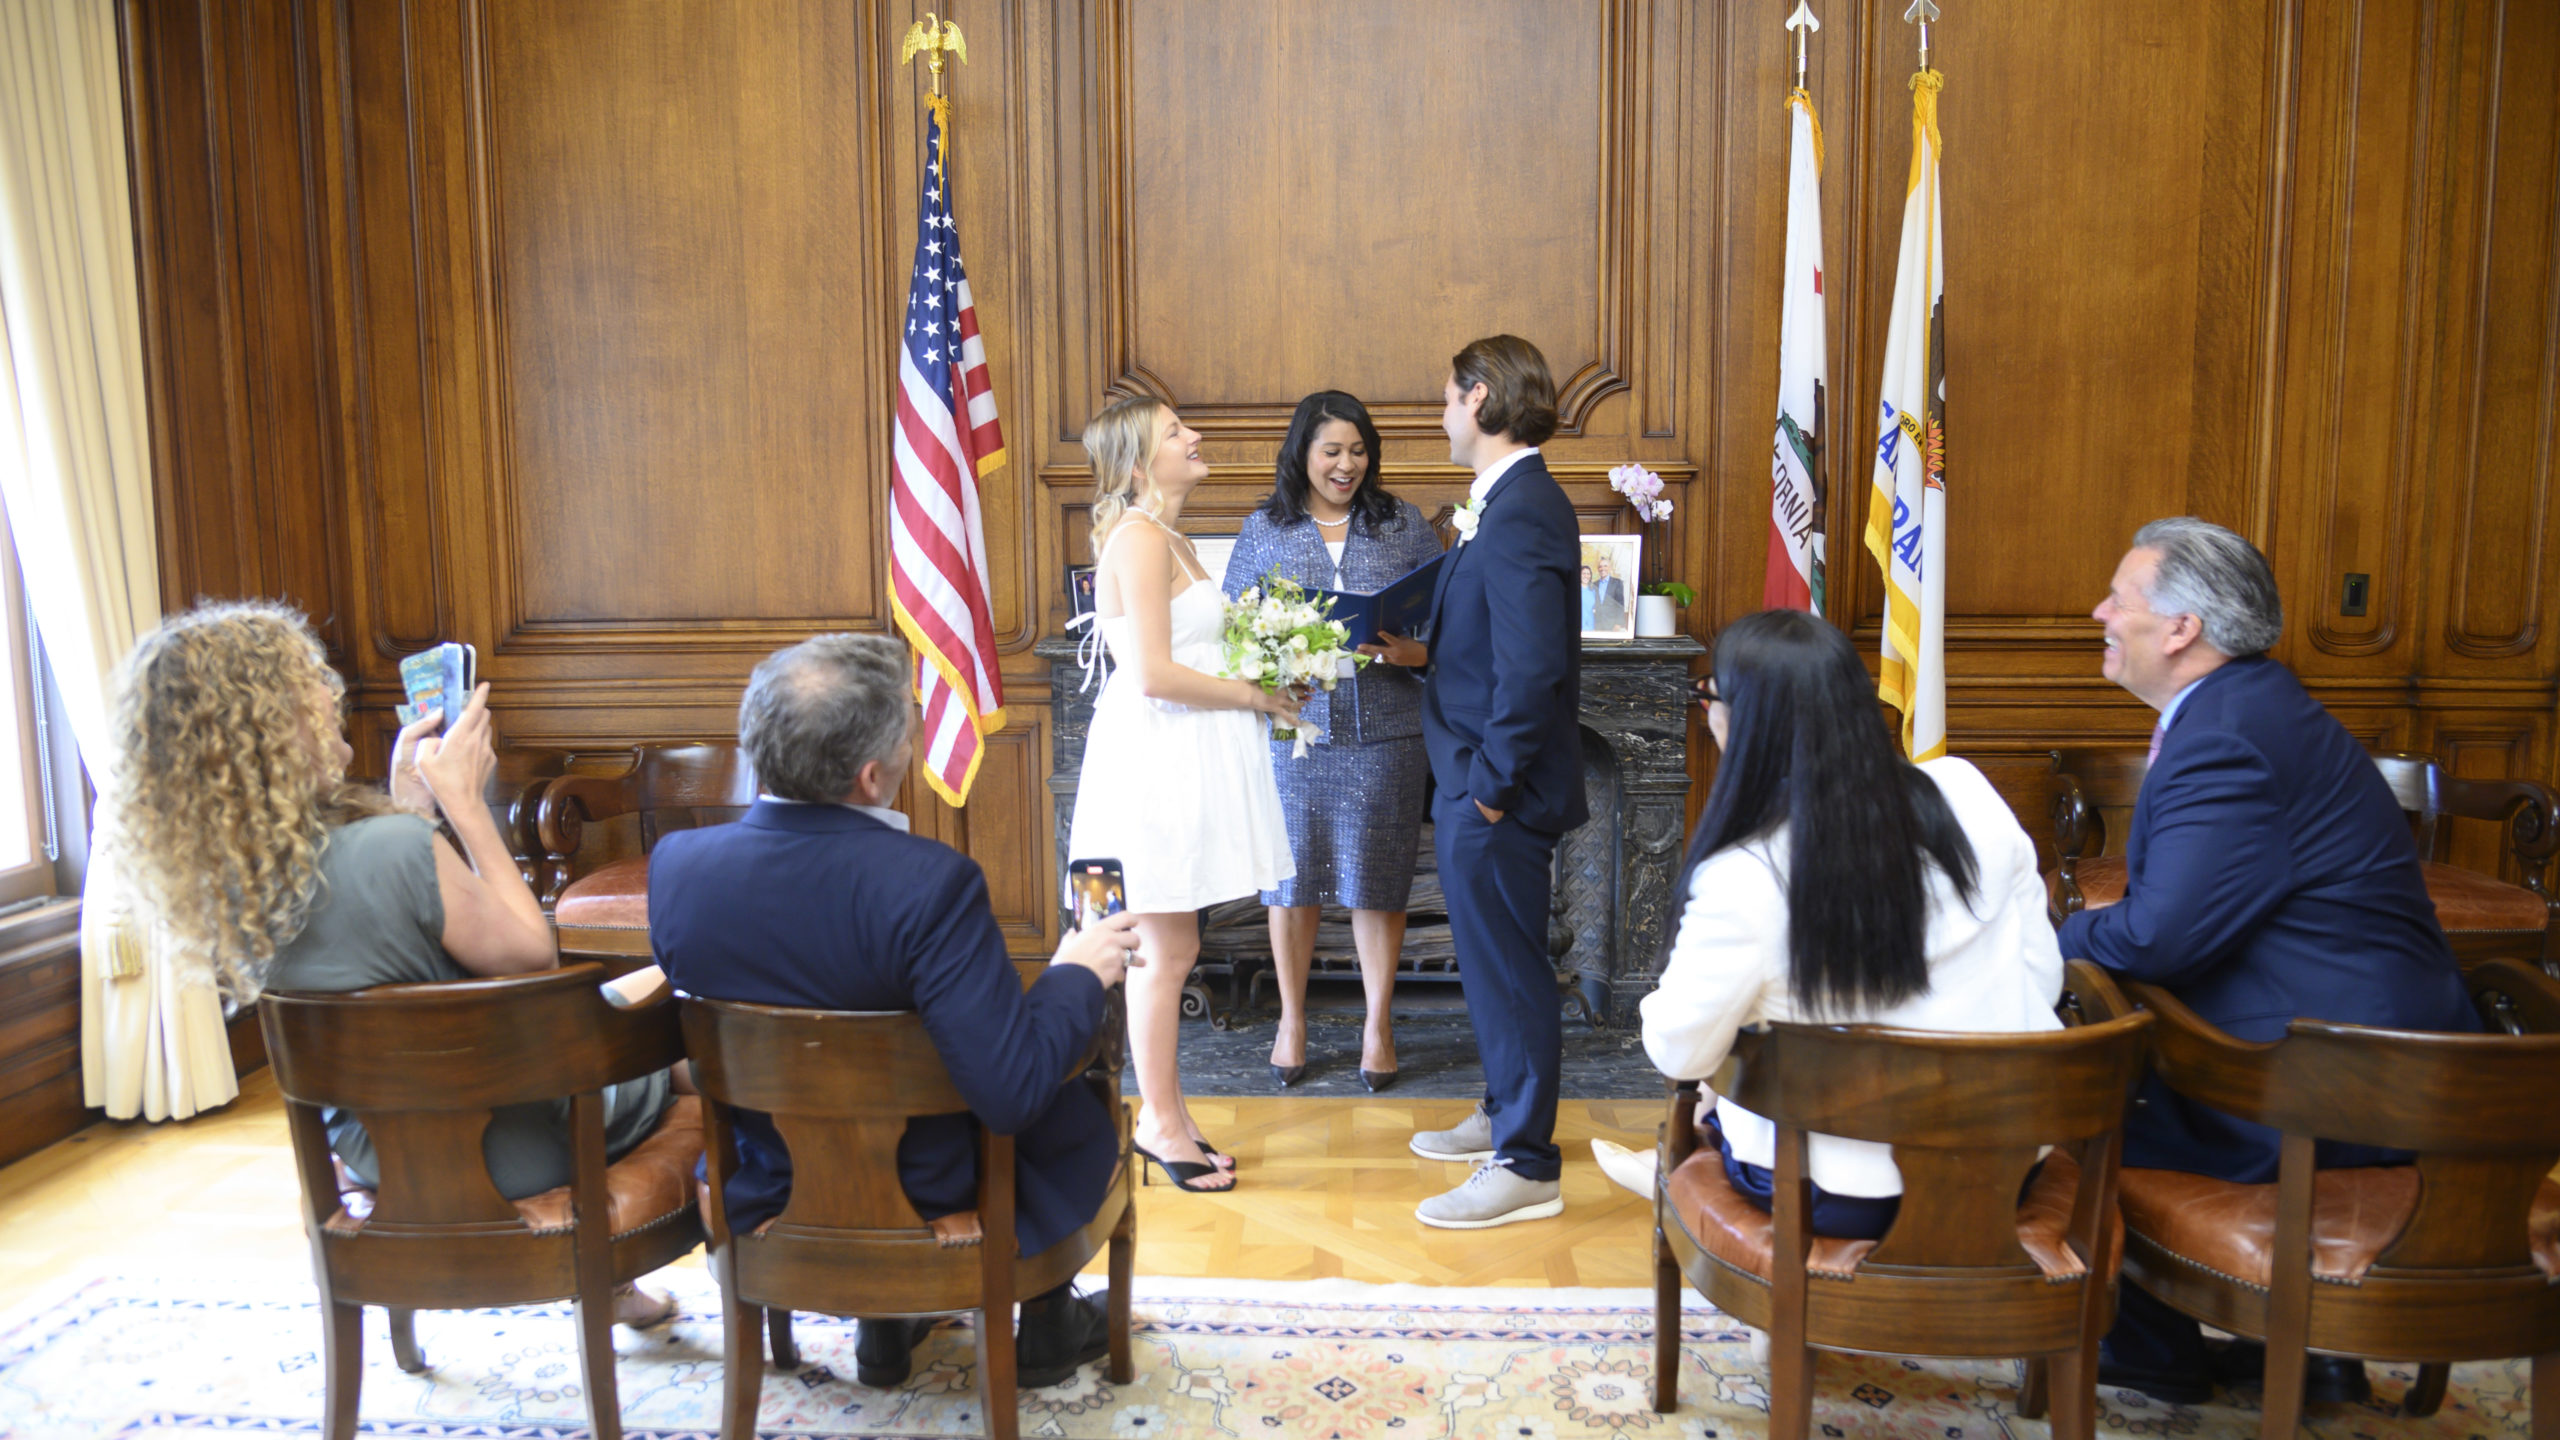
1036, 635, 1702, 1027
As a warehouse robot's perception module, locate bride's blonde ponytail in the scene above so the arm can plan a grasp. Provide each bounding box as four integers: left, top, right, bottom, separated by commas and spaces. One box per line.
1084, 396, 1166, 552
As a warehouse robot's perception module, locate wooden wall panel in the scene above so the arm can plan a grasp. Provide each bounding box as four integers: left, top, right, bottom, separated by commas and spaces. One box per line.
1833, 0, 2278, 635
2275, 0, 2434, 671
1117, 0, 1607, 428
480, 1, 888, 637
2432, 0, 2560, 670
125, 0, 2560, 960
126, 0, 344, 649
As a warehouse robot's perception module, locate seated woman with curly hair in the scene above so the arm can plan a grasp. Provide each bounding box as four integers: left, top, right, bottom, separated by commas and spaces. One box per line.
109, 601, 679, 1327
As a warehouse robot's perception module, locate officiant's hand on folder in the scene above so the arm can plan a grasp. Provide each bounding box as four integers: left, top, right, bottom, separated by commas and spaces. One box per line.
1316, 552, 1442, 669
1358, 632, 1428, 667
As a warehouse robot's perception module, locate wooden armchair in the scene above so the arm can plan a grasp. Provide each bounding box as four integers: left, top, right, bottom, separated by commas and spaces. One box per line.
1650, 961, 2154, 1440
2050, 747, 2560, 968
2112, 965, 2560, 1438
538, 744, 756, 960
680, 980, 1136, 1440
259, 965, 707, 1440
489, 743, 572, 896
2369, 753, 2560, 966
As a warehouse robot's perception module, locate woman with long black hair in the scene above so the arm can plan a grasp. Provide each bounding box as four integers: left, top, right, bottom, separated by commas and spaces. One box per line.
1639, 609, 2063, 1240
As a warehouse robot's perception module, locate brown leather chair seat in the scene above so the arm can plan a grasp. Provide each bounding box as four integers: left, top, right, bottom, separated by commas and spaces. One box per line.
2119, 1164, 2560, 1291
555, 856, 653, 959
2421, 862, 2552, 933
2059, 855, 2545, 940
332, 1095, 705, 1239
1662, 1118, 2122, 1284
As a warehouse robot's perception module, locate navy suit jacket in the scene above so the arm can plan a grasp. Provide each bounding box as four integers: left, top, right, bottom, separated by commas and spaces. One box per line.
650, 801, 1115, 1255
1422, 452, 1589, 834
2056, 656, 2477, 1181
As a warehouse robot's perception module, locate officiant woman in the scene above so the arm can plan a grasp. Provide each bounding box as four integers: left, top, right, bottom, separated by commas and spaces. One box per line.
1222, 391, 1444, 1091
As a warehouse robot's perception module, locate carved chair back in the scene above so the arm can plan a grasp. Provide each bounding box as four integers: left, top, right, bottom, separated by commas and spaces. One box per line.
1712, 1010, 2153, 1278
263, 964, 682, 1238
260, 964, 700, 1440
535, 743, 757, 903
680, 982, 1135, 1440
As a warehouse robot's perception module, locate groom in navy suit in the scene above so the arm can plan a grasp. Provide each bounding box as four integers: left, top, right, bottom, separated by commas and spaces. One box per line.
1407, 335, 1589, 1229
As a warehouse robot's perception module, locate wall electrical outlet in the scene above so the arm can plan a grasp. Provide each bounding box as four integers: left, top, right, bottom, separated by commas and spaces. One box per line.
2341, 573, 2370, 617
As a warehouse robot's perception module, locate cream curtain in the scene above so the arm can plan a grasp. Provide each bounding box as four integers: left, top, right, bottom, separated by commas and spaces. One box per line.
0, 1, 233, 1120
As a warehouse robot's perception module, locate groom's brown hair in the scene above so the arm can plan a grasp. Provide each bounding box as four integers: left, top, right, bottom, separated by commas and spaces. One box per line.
1451, 335, 1559, 446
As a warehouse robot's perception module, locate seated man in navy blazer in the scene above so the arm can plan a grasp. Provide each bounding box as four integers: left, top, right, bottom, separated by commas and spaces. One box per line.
1407, 335, 1589, 1229
2059, 518, 2477, 1407
651, 633, 1141, 1390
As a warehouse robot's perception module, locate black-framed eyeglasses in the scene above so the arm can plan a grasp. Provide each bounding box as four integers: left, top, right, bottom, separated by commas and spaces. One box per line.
1689, 675, 1720, 706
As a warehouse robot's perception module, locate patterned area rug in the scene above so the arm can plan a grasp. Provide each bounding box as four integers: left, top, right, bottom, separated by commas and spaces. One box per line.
0, 1268, 2534, 1439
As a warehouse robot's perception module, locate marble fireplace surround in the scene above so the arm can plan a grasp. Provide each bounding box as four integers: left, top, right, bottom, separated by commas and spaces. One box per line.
1038, 636, 1701, 1028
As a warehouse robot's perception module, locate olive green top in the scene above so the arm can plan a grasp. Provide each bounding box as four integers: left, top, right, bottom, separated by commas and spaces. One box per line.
265, 814, 668, 1198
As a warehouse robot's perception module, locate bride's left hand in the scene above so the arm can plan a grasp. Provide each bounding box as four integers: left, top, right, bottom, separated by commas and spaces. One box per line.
1249, 683, 1305, 727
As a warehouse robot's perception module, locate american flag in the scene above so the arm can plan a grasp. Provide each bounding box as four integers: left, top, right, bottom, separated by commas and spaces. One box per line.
891, 97, 1006, 806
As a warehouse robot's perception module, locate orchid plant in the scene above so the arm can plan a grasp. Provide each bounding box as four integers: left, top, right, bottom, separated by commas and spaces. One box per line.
1608, 464, 1694, 607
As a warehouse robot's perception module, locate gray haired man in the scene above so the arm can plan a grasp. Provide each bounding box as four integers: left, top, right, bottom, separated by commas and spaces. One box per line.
2064, 519, 2474, 1408
650, 633, 1141, 1390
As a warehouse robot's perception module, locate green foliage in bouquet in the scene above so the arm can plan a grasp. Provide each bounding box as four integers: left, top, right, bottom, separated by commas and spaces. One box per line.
1221, 573, 1368, 692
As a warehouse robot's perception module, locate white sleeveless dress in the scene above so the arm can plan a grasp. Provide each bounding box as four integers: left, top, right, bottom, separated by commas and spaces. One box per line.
1068, 525, 1294, 914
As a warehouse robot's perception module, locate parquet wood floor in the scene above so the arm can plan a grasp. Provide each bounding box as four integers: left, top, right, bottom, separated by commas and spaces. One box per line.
0, 1079, 1669, 1311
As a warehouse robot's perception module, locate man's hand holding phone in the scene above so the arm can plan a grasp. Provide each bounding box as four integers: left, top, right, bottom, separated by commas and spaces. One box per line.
1055, 910, 1141, 988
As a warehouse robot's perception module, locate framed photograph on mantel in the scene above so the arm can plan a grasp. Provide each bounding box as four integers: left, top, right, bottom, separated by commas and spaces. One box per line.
1578, 534, 1642, 642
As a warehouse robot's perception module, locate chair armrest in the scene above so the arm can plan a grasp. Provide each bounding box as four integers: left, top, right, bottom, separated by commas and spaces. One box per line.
2058, 959, 2135, 1025
2050, 768, 2100, 863
2469, 957, 2560, 1035
536, 775, 632, 861
2118, 979, 2282, 1124
2439, 775, 2560, 877
1661, 1077, 1702, 1172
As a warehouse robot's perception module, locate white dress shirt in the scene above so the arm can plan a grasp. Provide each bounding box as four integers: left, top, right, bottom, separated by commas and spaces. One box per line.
1638, 756, 2065, 1196
755, 793, 910, 834
1469, 445, 1540, 503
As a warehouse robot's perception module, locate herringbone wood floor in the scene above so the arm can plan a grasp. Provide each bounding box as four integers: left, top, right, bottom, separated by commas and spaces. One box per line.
0, 1072, 1669, 1311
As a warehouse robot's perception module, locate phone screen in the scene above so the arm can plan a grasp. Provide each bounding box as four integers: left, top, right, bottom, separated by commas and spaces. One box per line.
1065, 858, 1131, 961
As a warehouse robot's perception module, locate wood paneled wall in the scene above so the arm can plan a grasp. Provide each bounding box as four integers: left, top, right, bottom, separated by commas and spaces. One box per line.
123, 0, 2560, 949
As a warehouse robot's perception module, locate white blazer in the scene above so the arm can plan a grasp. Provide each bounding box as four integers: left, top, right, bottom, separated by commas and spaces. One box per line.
1638, 756, 2065, 1197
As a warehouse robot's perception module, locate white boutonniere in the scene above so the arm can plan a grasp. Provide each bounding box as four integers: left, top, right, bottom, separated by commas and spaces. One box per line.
1451, 497, 1486, 545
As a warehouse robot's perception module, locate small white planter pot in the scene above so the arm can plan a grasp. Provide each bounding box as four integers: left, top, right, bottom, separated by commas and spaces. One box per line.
1634, 594, 1679, 638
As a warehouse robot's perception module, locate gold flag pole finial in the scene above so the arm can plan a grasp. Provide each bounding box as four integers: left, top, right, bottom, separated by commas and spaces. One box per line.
899, 11, 969, 97
1902, 0, 1939, 72
1784, 0, 1821, 92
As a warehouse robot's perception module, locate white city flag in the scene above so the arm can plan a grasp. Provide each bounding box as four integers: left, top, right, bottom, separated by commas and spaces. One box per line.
1765, 85, 1826, 615
1863, 70, 1947, 760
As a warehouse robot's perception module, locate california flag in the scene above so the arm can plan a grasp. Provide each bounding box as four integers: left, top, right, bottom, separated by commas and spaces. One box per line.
1765, 85, 1827, 614
1862, 69, 1947, 760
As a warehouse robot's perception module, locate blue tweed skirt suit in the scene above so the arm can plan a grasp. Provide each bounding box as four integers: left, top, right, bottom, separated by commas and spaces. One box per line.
1221, 499, 1443, 910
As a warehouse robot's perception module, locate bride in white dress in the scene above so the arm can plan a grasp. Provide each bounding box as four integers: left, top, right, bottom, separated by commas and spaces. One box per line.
1070, 397, 1298, 1192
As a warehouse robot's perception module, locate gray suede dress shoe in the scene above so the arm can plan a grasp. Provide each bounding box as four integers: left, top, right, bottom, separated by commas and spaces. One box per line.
1415, 1160, 1563, 1229
1409, 1105, 1497, 1162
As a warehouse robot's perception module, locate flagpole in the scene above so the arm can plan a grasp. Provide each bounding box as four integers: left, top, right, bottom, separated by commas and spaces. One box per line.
900, 10, 969, 99
1905, 0, 1938, 73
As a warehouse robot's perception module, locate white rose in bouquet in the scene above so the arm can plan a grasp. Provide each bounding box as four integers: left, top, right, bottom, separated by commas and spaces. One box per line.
1222, 573, 1371, 758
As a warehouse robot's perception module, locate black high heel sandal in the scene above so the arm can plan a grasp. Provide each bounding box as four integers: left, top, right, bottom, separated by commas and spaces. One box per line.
1134, 1141, 1237, 1192
1360, 1069, 1399, 1093
1271, 1063, 1306, 1089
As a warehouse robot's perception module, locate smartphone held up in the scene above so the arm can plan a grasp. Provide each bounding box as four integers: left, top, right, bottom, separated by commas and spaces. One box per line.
1066, 857, 1140, 967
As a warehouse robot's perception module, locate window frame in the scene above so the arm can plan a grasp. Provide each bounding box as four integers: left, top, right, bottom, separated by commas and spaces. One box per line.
0, 497, 59, 906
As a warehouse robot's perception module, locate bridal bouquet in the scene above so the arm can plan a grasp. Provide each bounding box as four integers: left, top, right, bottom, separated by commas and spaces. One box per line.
1222, 574, 1366, 757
